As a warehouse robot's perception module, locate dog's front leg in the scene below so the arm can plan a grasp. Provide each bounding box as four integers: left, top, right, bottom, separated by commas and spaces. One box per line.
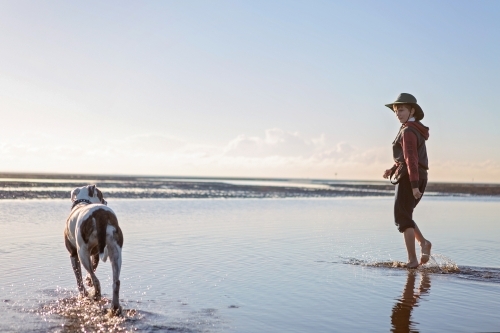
70, 255, 88, 297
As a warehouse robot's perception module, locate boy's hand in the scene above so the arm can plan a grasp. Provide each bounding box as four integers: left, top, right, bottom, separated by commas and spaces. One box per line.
412, 188, 422, 199
383, 169, 392, 179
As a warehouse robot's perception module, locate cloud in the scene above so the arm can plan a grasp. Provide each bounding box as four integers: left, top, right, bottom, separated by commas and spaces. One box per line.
224, 128, 325, 157
2, 128, 499, 181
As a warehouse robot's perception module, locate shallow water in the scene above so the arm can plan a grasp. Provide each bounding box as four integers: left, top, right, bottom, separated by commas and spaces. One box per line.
0, 197, 499, 332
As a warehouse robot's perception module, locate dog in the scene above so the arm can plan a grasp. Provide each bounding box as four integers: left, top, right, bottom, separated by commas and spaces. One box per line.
64, 185, 124, 314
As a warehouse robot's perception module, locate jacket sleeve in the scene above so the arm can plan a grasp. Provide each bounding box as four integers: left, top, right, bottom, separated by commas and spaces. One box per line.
402, 129, 420, 188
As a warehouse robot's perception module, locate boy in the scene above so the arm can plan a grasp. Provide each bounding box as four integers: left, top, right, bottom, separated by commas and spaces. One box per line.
383, 93, 432, 269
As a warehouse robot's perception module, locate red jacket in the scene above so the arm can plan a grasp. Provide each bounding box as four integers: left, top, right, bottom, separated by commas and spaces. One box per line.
392, 121, 429, 188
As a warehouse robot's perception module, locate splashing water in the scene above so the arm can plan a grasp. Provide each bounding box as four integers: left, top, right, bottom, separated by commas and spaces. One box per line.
344, 255, 460, 273
37, 294, 139, 332
417, 254, 460, 273
343, 255, 500, 283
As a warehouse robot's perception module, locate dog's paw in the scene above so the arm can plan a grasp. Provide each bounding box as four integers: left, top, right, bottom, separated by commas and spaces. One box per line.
107, 305, 123, 317
87, 287, 101, 301
79, 290, 89, 298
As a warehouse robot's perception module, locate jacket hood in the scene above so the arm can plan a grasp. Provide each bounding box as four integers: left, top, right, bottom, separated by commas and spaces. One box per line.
405, 121, 429, 140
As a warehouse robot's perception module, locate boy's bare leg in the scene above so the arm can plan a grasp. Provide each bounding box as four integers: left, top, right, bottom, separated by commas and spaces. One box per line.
414, 224, 432, 264
403, 228, 419, 268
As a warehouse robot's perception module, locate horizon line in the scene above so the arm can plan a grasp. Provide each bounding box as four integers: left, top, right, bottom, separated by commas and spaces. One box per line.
0, 171, 499, 186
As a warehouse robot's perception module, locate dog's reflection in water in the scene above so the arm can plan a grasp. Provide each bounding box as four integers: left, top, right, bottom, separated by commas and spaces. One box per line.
391, 271, 431, 333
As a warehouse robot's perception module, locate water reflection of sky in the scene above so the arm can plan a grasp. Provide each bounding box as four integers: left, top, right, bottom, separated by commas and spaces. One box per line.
1, 198, 499, 332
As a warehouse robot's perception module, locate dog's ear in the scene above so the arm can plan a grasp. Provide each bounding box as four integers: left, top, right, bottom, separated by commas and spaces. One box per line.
96, 188, 106, 205
88, 185, 96, 197
70, 188, 80, 202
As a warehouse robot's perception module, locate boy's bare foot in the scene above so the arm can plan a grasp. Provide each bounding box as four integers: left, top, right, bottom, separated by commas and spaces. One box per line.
406, 260, 419, 269
420, 241, 432, 264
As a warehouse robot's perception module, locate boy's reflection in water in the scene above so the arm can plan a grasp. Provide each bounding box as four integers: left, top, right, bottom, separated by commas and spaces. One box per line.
391, 271, 431, 333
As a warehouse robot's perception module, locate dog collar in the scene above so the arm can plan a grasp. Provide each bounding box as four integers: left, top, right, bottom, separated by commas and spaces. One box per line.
71, 199, 92, 210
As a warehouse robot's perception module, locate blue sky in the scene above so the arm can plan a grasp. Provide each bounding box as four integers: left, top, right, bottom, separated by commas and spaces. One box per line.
1, 1, 499, 182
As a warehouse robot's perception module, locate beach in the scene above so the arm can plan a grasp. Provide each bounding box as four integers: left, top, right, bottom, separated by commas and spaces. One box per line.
3, 1, 500, 331
1, 173, 500, 200
0, 178, 499, 332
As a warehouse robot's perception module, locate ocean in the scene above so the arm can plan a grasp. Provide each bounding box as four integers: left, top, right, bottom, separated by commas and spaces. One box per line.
0, 179, 499, 332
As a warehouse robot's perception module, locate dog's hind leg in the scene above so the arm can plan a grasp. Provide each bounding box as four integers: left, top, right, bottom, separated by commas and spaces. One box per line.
106, 225, 123, 314
85, 252, 100, 287
79, 247, 101, 300
91, 252, 99, 272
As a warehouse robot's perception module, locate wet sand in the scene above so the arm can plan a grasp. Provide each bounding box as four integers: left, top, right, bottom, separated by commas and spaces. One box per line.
1, 172, 499, 199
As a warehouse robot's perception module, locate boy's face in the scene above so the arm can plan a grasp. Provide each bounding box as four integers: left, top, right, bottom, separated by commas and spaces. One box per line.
393, 104, 414, 123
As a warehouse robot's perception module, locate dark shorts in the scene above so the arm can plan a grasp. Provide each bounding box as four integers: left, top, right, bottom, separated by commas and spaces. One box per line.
394, 175, 427, 233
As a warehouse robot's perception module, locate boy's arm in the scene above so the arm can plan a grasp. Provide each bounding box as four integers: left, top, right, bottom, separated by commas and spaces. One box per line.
402, 130, 420, 188
383, 163, 399, 179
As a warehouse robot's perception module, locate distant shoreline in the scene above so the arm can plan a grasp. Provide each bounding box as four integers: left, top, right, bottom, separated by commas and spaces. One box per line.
1, 172, 500, 200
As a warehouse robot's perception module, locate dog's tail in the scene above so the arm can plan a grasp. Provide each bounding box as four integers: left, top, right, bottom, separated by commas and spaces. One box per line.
93, 209, 121, 263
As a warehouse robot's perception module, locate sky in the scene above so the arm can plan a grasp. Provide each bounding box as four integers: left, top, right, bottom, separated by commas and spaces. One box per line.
1, 0, 500, 182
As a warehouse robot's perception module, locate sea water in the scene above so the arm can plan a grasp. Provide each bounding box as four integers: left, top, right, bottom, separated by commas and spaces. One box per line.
0, 197, 499, 332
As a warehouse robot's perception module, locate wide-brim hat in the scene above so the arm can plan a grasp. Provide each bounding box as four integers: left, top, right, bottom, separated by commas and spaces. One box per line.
385, 93, 424, 120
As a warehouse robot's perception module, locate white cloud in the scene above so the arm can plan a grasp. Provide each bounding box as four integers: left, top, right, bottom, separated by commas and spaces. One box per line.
224, 128, 325, 157
1, 128, 499, 182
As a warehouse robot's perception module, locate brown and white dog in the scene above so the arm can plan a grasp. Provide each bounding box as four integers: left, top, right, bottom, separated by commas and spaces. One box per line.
64, 185, 123, 314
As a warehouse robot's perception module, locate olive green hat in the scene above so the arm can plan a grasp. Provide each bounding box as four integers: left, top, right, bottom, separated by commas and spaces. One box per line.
385, 93, 424, 120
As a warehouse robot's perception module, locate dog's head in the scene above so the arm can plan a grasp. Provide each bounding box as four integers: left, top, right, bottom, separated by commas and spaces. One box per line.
70, 185, 107, 205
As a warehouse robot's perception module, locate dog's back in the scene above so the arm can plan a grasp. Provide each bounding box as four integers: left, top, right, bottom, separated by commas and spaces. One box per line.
89, 208, 123, 260
66, 205, 123, 260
